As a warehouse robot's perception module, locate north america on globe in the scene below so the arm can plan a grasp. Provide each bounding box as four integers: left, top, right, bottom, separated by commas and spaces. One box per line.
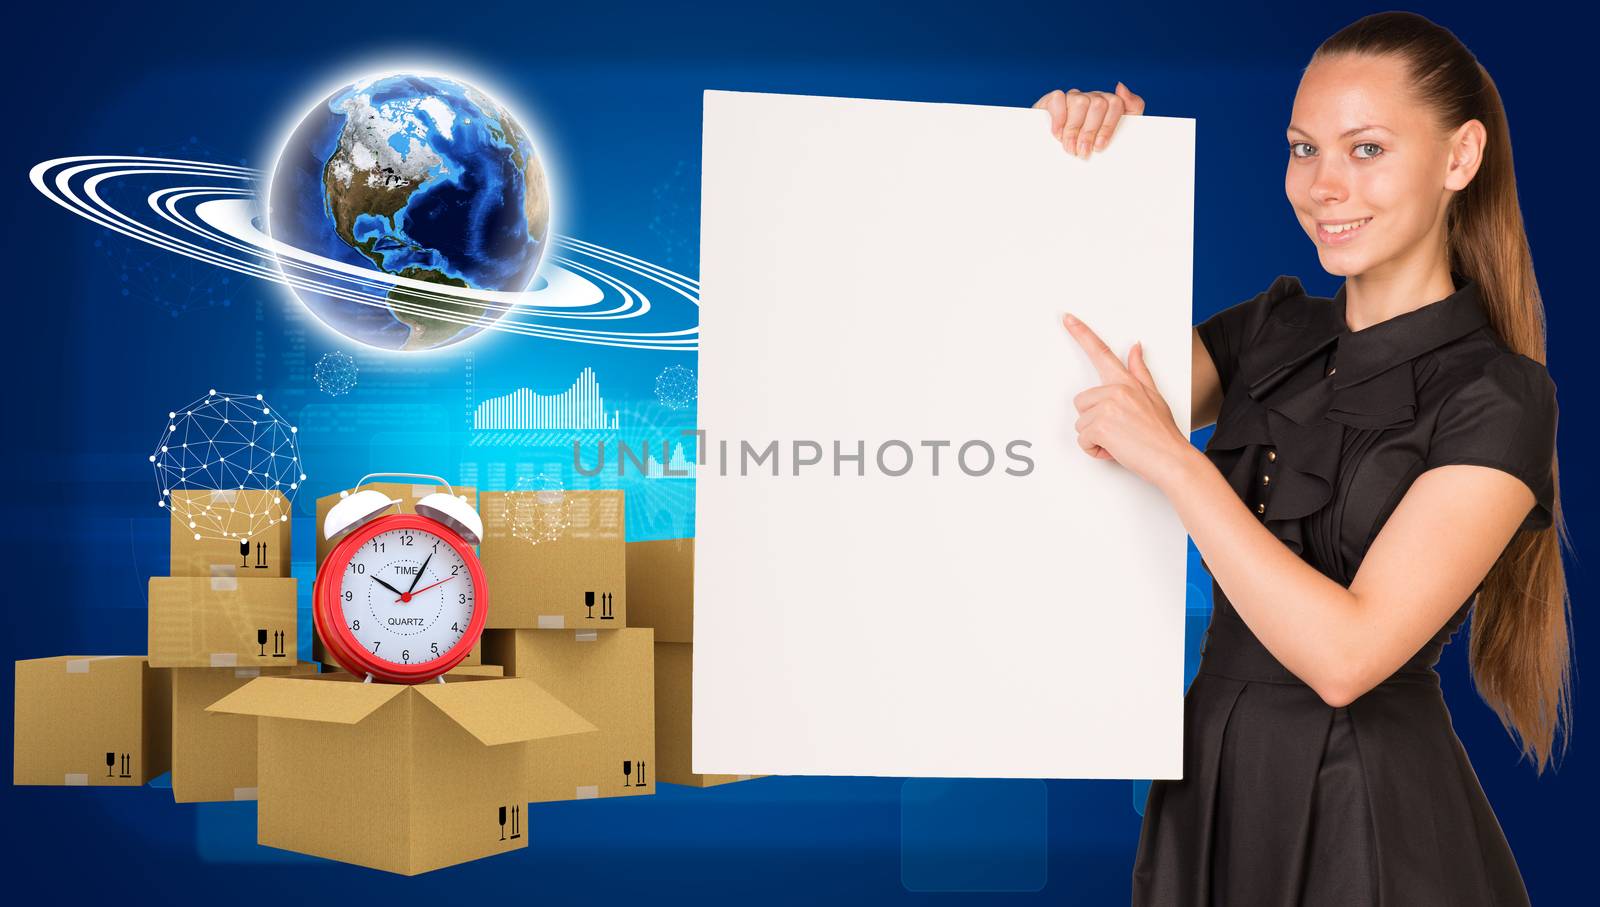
269, 73, 551, 351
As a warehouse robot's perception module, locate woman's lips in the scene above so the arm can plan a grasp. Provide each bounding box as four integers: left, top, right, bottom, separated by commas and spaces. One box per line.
1316, 216, 1373, 245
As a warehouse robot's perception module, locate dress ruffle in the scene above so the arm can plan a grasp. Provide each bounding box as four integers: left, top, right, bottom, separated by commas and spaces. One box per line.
1204, 277, 1419, 558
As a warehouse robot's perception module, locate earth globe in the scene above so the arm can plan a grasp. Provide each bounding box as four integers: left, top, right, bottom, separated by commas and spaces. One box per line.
268, 73, 550, 351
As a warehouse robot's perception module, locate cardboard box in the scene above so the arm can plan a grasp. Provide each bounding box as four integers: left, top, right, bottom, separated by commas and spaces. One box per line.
315, 482, 478, 570
168, 489, 292, 577
480, 489, 625, 629
626, 537, 694, 643
170, 663, 315, 802
625, 538, 760, 787
481, 628, 654, 802
209, 673, 594, 875
313, 632, 482, 669
14, 656, 172, 786
655, 642, 760, 787
148, 576, 297, 668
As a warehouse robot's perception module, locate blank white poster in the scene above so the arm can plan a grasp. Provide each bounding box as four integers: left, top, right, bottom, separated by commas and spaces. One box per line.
695, 89, 1193, 780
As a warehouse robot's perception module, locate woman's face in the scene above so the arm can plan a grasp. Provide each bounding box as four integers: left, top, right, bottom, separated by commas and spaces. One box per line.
1284, 53, 1461, 279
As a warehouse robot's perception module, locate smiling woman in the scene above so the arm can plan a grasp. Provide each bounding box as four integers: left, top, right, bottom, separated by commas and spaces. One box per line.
1041, 9, 1568, 907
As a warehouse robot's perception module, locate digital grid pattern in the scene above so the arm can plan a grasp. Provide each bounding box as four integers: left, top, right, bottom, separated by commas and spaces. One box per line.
150, 390, 307, 540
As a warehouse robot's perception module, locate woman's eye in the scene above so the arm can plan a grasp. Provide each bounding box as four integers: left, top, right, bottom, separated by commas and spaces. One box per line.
1289, 142, 1315, 158
1354, 142, 1383, 159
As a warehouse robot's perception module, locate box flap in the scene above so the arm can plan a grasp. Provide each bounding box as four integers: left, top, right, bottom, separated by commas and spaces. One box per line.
205, 674, 407, 724
415, 677, 595, 746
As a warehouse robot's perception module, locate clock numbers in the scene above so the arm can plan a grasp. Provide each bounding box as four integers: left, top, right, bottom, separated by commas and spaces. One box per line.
336, 525, 476, 669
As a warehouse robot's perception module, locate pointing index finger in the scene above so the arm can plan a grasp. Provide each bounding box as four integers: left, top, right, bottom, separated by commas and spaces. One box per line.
1062, 312, 1133, 384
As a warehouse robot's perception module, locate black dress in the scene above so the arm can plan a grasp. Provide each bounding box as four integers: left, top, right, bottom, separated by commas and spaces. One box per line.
1131, 274, 1558, 906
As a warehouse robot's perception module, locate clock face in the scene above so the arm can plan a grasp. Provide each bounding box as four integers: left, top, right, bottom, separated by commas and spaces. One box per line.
334, 525, 477, 668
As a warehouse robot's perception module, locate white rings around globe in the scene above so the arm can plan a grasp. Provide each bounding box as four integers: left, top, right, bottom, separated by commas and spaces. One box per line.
30, 155, 698, 351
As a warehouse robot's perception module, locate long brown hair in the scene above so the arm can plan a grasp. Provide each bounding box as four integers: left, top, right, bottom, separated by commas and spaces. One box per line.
1312, 12, 1572, 773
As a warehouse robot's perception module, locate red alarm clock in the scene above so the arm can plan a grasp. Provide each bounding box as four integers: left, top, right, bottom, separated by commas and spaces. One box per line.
314, 473, 488, 683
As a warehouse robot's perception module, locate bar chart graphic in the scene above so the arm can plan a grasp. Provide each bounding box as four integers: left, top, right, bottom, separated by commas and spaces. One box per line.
473, 367, 620, 431
645, 442, 696, 478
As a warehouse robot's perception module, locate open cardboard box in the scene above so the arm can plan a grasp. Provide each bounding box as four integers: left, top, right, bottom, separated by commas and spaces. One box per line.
170, 662, 316, 802
208, 672, 593, 875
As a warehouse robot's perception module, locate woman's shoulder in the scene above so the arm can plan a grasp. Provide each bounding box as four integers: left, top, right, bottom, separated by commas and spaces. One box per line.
1196, 274, 1340, 397
1426, 325, 1557, 411
1197, 274, 1334, 347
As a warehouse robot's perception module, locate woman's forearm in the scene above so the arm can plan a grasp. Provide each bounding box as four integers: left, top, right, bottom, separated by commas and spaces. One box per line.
1153, 446, 1367, 705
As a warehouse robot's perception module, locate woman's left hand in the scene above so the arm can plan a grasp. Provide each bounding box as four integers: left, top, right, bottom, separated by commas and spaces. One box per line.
1061, 311, 1193, 488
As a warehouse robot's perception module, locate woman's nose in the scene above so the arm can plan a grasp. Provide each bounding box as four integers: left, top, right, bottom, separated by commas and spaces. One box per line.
1310, 162, 1347, 206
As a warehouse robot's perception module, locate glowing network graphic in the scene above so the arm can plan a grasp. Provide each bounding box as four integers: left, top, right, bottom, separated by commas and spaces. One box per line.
508, 472, 572, 546
313, 350, 359, 396
150, 390, 306, 541
654, 364, 697, 410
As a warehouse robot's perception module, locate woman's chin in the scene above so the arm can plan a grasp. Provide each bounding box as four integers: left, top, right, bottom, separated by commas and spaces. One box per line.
1314, 249, 1366, 277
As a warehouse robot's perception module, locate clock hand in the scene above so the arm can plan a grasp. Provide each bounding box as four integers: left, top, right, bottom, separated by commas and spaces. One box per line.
397, 575, 456, 602
406, 552, 434, 596
371, 575, 406, 597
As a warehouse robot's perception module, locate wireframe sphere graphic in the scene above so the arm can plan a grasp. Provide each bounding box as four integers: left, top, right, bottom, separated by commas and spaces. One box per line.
150, 390, 307, 541
654, 364, 697, 410
313, 350, 359, 395
508, 474, 571, 546
269, 73, 551, 351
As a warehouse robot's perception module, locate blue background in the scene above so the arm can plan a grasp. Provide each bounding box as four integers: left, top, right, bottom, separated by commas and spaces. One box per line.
2, 0, 1591, 901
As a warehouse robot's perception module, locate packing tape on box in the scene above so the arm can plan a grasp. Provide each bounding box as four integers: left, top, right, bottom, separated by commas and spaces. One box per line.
208, 564, 239, 578
738, 775, 756, 781
411, 485, 432, 499
575, 785, 599, 799
537, 616, 564, 629
210, 576, 239, 593
210, 653, 239, 668
234, 668, 261, 679
233, 787, 258, 801
64, 773, 88, 786
209, 489, 238, 505
64, 656, 118, 674
575, 630, 598, 642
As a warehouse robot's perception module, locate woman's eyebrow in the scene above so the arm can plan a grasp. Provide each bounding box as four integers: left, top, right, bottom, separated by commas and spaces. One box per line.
1286, 124, 1393, 139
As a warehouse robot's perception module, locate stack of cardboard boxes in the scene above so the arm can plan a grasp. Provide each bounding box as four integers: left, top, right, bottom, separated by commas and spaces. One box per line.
14, 481, 758, 876
476, 488, 658, 803
149, 490, 309, 804
626, 537, 760, 787
198, 481, 607, 874
13, 489, 304, 798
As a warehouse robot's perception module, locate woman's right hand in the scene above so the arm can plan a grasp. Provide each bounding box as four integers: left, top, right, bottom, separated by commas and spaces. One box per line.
1032, 83, 1146, 158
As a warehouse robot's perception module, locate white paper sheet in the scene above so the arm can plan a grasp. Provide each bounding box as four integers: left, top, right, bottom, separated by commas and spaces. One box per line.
694, 89, 1193, 779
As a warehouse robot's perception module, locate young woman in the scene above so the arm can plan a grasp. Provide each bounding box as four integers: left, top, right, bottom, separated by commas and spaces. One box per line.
1035, 11, 1570, 905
